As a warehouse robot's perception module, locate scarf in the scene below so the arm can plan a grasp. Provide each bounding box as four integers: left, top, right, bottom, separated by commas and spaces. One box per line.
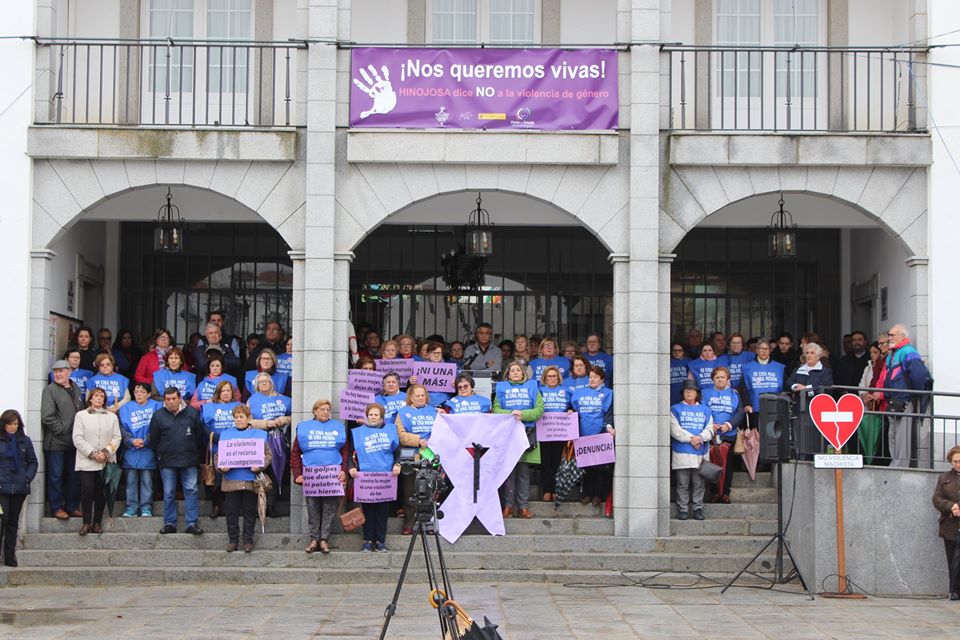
3, 432, 21, 473
156, 346, 169, 369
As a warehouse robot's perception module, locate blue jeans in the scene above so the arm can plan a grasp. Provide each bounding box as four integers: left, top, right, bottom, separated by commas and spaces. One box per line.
45, 449, 80, 513
159, 467, 199, 528
125, 468, 154, 513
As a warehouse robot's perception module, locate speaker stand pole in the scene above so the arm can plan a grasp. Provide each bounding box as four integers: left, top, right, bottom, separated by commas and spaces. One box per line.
721, 462, 814, 600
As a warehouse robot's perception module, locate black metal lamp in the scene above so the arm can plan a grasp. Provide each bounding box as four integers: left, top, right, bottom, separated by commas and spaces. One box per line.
767, 193, 797, 259
464, 192, 494, 257
155, 187, 185, 253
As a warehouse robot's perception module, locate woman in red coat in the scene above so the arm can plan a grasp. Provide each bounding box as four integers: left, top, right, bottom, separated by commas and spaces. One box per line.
134, 328, 173, 386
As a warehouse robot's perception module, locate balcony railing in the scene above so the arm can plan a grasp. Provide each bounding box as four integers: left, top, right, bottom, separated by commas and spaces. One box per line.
35, 38, 306, 127
664, 45, 929, 133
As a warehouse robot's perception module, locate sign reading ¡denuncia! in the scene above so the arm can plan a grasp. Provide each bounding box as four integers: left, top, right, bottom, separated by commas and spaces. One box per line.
350, 48, 618, 130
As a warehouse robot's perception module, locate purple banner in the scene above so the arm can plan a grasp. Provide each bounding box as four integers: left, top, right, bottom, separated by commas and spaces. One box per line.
348, 368, 386, 395
350, 48, 618, 130
375, 357, 417, 381
354, 471, 398, 503
413, 362, 457, 393
536, 412, 579, 442
574, 433, 616, 468
302, 465, 345, 497
339, 388, 375, 422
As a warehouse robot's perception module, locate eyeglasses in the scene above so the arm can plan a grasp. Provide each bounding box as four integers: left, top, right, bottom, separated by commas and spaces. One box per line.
457, 384, 472, 390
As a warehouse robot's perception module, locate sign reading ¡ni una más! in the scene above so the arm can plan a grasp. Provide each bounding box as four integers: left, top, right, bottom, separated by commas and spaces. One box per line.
350, 47, 618, 130
413, 362, 456, 392
218, 438, 265, 469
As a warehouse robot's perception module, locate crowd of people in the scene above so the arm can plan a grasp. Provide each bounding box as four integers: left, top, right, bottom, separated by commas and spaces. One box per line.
671, 324, 930, 521
15, 315, 617, 564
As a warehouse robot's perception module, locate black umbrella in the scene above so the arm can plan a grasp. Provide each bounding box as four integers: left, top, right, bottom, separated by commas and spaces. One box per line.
951, 531, 960, 597
461, 617, 505, 640
102, 462, 123, 518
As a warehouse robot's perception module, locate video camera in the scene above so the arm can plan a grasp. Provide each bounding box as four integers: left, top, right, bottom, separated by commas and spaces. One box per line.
410, 456, 447, 522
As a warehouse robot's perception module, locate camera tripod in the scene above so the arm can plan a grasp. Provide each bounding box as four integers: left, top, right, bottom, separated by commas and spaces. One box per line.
379, 502, 463, 640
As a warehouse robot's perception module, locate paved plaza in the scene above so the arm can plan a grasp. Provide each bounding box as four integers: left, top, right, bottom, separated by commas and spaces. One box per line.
0, 579, 954, 639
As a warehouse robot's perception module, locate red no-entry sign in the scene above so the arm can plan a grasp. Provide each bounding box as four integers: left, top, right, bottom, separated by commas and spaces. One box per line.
808, 393, 865, 451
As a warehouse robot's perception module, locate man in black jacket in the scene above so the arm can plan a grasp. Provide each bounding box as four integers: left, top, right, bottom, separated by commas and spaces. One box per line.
149, 387, 207, 534
39, 360, 85, 520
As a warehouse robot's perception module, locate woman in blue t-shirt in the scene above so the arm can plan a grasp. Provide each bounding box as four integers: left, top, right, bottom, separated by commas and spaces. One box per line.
538, 366, 571, 504
350, 403, 401, 552
118, 382, 161, 518
291, 399, 347, 554
86, 353, 131, 413
395, 385, 441, 534
563, 355, 591, 395
202, 380, 242, 519
375, 372, 407, 426
152, 347, 195, 401
687, 344, 729, 392
494, 361, 544, 519
443, 373, 492, 415
216, 404, 271, 553
670, 342, 690, 405
700, 366, 744, 504
570, 366, 615, 508
191, 355, 240, 410
244, 348, 289, 400
530, 338, 570, 381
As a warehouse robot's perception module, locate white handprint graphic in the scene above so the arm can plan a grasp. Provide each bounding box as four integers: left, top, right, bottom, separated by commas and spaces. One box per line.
353, 64, 397, 119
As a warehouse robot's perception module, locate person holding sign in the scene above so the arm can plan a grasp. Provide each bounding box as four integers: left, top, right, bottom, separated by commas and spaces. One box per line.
571, 367, 615, 507
395, 385, 442, 534
350, 403, 401, 552
494, 361, 544, 519
291, 399, 347, 554
86, 353, 131, 413
152, 347, 195, 401
701, 366, 744, 504
247, 373, 291, 518
217, 405, 271, 553
202, 381, 242, 518
411, 342, 454, 407
538, 366, 571, 503
670, 379, 715, 521
443, 373, 492, 415
375, 373, 407, 427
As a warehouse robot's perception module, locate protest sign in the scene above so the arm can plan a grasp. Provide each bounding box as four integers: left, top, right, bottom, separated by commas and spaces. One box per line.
574, 432, 616, 468
339, 388, 375, 421
536, 412, 579, 442
218, 438, 265, 469
354, 471, 398, 503
302, 465, 345, 497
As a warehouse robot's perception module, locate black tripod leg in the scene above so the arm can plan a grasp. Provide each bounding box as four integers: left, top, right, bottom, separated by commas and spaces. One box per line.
378, 521, 422, 640
721, 534, 778, 594
779, 536, 815, 600
419, 524, 451, 637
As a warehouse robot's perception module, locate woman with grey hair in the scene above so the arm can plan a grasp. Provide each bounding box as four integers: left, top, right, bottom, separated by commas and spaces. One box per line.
786, 342, 834, 393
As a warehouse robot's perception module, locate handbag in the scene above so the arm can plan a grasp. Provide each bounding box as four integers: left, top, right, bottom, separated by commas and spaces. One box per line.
524, 425, 538, 452
339, 506, 366, 532
733, 429, 747, 455
698, 459, 722, 483
200, 433, 216, 487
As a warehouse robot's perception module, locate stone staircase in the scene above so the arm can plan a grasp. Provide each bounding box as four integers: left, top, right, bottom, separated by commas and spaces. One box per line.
2, 472, 785, 586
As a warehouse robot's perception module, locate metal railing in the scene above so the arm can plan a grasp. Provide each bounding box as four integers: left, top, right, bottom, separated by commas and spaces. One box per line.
790, 385, 957, 470
664, 45, 928, 133
35, 38, 306, 127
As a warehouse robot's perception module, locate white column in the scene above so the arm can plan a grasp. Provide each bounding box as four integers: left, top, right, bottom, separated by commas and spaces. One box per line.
288, 250, 307, 534
905, 256, 929, 358
609, 253, 630, 534
26, 250, 57, 533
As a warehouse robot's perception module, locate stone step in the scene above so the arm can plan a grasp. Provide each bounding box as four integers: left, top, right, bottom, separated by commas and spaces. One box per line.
671, 503, 776, 520
731, 471, 772, 487
8, 549, 785, 578
670, 518, 778, 536
726, 487, 776, 502
0, 566, 782, 588
20, 532, 637, 553
654, 535, 775, 555
39, 516, 293, 534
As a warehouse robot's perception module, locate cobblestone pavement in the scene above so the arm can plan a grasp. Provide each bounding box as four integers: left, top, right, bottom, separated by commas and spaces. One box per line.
0, 579, 955, 639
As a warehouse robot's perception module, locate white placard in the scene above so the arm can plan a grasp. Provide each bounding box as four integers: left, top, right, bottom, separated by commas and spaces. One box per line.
814, 454, 863, 469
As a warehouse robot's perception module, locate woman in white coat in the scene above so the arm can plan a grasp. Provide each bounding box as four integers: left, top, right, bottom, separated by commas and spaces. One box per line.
73, 387, 122, 535
670, 378, 714, 521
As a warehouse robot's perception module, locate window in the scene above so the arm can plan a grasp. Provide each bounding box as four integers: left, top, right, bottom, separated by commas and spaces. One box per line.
207, 0, 252, 92
149, 0, 195, 92
716, 0, 760, 97
773, 0, 817, 98
430, 0, 539, 44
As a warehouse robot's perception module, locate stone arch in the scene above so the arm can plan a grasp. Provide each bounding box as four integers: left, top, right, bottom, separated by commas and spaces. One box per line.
659, 165, 927, 256
332, 160, 629, 254
32, 158, 306, 250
